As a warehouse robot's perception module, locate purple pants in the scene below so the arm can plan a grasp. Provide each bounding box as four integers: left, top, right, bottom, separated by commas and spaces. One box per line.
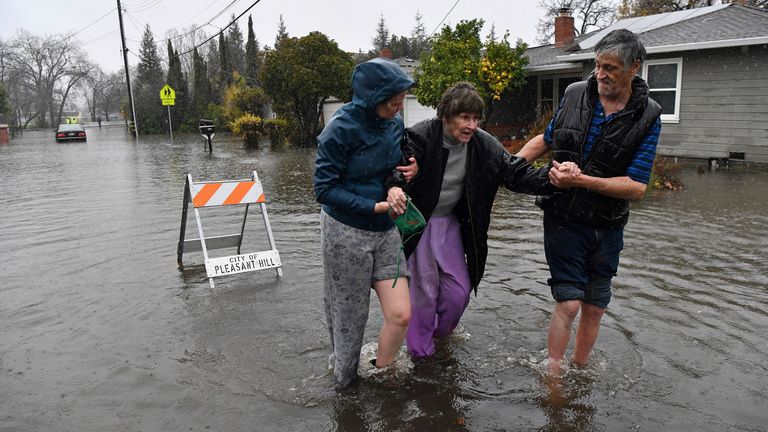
406, 214, 472, 358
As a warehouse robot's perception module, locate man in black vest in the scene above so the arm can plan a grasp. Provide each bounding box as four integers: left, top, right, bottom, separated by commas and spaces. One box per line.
517, 29, 662, 375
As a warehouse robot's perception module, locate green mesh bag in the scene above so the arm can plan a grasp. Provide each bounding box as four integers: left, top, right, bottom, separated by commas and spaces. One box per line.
391, 196, 426, 287
393, 196, 426, 239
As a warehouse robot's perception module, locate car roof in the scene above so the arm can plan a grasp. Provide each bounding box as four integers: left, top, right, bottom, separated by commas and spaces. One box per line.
57, 124, 85, 131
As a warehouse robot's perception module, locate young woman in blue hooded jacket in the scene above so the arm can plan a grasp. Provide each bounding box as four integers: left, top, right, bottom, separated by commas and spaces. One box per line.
314, 57, 416, 387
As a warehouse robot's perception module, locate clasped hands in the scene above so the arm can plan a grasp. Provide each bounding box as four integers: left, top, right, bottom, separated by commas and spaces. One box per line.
548, 160, 582, 189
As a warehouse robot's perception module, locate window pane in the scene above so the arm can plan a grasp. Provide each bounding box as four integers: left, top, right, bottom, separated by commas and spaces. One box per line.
541, 79, 553, 99
648, 64, 677, 88
650, 90, 676, 115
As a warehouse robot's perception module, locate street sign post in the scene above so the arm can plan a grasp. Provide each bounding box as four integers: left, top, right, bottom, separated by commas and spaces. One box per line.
160, 84, 176, 143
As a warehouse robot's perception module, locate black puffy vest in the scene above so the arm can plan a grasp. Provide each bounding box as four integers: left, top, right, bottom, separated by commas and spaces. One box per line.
536, 75, 662, 228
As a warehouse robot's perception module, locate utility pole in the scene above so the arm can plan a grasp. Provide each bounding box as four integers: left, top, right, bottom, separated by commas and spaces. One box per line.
116, 0, 139, 139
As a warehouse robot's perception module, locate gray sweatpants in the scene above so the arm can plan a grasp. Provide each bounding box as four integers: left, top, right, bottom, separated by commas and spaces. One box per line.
320, 210, 408, 387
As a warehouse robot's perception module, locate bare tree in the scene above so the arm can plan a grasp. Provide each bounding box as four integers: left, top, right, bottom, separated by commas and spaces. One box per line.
99, 72, 126, 121
80, 65, 110, 121
620, 0, 718, 16
536, 0, 618, 45
5, 30, 90, 127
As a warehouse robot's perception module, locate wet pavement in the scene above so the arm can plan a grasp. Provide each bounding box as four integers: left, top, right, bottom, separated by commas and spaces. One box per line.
1, 127, 767, 431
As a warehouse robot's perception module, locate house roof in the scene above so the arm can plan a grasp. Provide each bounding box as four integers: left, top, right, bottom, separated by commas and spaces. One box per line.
393, 57, 420, 77
526, 4, 768, 70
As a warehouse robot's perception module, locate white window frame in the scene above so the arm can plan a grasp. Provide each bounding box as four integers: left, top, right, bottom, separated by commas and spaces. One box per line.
642, 58, 682, 123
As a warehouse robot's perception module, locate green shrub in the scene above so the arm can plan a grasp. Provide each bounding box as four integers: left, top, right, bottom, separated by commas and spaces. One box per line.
263, 118, 289, 147
230, 113, 263, 148
204, 103, 227, 131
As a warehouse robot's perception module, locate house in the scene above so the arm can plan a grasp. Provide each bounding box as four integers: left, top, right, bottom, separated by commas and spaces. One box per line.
494, 3, 768, 164
321, 51, 437, 128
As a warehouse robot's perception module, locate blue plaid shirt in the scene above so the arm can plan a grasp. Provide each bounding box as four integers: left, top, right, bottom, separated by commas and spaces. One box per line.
544, 100, 662, 184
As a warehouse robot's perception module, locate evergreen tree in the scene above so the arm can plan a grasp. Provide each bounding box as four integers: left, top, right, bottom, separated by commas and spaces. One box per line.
275, 14, 288, 48
389, 35, 411, 58
245, 15, 262, 86
206, 39, 220, 101
166, 40, 189, 131
488, 23, 497, 42
227, 14, 246, 75
191, 46, 210, 120
410, 10, 430, 59
134, 25, 166, 133
371, 14, 390, 53
218, 32, 230, 97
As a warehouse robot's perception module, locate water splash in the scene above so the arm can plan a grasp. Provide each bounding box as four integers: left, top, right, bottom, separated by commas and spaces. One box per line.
357, 342, 414, 385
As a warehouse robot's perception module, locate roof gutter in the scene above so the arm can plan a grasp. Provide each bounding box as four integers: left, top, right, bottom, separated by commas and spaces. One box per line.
524, 62, 583, 73
555, 36, 768, 61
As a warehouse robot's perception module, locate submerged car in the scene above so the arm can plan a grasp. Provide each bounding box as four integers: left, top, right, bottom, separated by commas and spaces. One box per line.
55, 123, 87, 142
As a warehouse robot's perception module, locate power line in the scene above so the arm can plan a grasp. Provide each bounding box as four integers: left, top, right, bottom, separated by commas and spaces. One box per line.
429, 0, 462, 37
167, 0, 241, 44
174, 0, 263, 59
177, 0, 232, 27
123, 0, 164, 13
122, 0, 159, 8
124, 10, 146, 34
72, 8, 117, 37
81, 29, 121, 46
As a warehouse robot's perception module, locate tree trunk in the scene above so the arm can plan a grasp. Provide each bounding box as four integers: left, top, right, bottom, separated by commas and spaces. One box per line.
56, 77, 79, 126
22, 111, 39, 129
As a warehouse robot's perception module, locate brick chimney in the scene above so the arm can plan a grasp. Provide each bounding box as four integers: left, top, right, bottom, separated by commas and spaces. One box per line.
554, 7, 575, 48
379, 47, 393, 59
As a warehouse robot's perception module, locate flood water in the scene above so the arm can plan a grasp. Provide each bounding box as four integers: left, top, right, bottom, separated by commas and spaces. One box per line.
1, 127, 767, 431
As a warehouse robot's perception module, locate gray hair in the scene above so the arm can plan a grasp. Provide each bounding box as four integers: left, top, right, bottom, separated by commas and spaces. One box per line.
436, 81, 485, 120
594, 29, 646, 70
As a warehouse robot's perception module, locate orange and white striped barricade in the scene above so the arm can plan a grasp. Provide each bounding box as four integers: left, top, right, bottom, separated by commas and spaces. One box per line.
177, 171, 282, 288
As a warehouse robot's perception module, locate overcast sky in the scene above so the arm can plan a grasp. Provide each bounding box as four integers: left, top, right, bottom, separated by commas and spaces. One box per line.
0, 0, 545, 74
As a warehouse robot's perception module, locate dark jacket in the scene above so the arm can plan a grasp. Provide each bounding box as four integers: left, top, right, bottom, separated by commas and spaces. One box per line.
536, 74, 662, 228
314, 58, 414, 231
405, 118, 555, 291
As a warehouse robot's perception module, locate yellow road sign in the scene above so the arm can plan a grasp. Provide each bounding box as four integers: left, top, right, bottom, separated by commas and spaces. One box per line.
160, 84, 176, 106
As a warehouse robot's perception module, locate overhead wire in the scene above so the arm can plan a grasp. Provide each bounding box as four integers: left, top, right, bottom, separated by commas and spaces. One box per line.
122, 0, 159, 8
174, 0, 263, 59
81, 29, 121, 46
124, 0, 164, 13
124, 10, 146, 34
167, 0, 241, 44
429, 0, 462, 37
71, 8, 117, 37
177, 0, 231, 27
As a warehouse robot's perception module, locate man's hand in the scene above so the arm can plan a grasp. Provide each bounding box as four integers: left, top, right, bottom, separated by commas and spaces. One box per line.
396, 157, 418, 182
549, 160, 582, 189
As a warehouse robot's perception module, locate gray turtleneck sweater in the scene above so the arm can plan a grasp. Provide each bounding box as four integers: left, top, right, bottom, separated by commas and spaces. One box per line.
431, 132, 467, 216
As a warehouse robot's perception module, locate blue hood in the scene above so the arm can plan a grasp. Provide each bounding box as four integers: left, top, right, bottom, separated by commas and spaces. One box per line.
314, 58, 415, 232
350, 58, 415, 114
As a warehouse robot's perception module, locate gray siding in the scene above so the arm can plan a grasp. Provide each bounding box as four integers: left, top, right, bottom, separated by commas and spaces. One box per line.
653, 45, 768, 163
